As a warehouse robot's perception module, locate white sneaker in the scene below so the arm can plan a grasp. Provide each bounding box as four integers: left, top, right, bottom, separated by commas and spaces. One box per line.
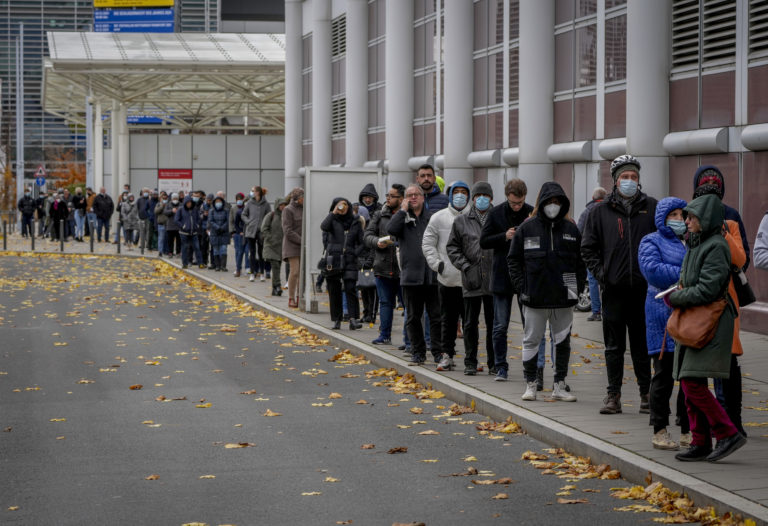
260, 274, 265, 282
679, 432, 692, 448
249, 274, 255, 282
551, 380, 577, 402
435, 353, 454, 371
522, 381, 537, 401
652, 429, 679, 450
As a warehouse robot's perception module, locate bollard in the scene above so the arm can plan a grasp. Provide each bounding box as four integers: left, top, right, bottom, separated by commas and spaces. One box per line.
59, 220, 64, 252
89, 221, 95, 253
2, 220, 6, 251
31, 221, 35, 251
117, 222, 121, 254
139, 223, 145, 255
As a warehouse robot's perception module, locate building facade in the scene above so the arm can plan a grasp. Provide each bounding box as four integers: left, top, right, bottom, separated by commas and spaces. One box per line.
286, 0, 768, 331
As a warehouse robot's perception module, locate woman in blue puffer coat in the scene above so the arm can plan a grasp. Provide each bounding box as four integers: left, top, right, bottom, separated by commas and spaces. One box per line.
638, 196, 690, 451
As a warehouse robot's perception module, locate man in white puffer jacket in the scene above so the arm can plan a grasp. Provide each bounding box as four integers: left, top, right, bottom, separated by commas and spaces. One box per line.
422, 181, 472, 371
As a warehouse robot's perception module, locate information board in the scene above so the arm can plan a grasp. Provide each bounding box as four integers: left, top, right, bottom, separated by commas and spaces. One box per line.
158, 169, 192, 195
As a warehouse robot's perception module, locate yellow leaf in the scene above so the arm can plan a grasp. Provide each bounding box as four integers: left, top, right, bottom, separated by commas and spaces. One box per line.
301, 491, 322, 496
199, 475, 216, 479
491, 493, 509, 500
328, 392, 343, 399
324, 476, 340, 482
312, 402, 333, 407
224, 442, 256, 449
355, 400, 368, 404
409, 407, 424, 415
195, 403, 212, 408
49, 418, 66, 422
463, 456, 478, 462
420, 459, 439, 463
8, 506, 20, 511
418, 430, 440, 435
145, 474, 160, 480
263, 409, 282, 417
396, 425, 412, 429
129, 384, 143, 390
142, 420, 154, 425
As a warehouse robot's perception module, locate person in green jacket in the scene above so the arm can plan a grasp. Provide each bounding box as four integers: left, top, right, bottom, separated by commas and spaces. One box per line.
261, 196, 288, 296
669, 194, 746, 462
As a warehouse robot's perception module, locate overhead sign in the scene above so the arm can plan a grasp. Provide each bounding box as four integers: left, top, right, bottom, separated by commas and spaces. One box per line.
127, 115, 167, 124
94, 21, 174, 33
94, 8, 173, 23
94, 0, 174, 7
158, 169, 192, 194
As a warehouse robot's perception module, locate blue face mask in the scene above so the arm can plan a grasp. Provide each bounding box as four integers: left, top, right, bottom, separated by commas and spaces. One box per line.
666, 219, 687, 236
236, 200, 243, 206
192, 196, 200, 203
452, 192, 468, 209
215, 202, 223, 210
618, 179, 638, 197
475, 196, 491, 211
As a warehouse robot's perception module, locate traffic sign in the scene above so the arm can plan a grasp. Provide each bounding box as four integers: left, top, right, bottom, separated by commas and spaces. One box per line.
35, 165, 47, 178
35, 176, 46, 187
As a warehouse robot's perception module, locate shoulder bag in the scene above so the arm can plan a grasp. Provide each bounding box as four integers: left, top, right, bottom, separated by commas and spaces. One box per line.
732, 266, 756, 307
666, 296, 728, 349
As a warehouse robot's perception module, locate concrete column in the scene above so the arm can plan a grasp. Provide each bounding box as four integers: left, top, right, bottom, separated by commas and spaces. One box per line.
385, 0, 414, 187
284, 0, 303, 191
345, 0, 368, 168
94, 101, 104, 191
518, 0, 554, 201
626, 0, 670, 199
117, 103, 129, 192
110, 100, 120, 235
312, 0, 332, 167
443, 0, 474, 185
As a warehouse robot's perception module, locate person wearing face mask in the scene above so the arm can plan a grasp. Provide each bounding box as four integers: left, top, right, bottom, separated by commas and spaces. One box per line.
507, 182, 585, 402
71, 187, 87, 242
242, 186, 272, 282
422, 181, 472, 371
17, 187, 36, 238
92, 187, 114, 243
120, 193, 140, 249
446, 182, 496, 375
638, 197, 691, 451
154, 191, 169, 256
581, 154, 657, 415
175, 196, 201, 269
207, 196, 230, 271
261, 196, 288, 295
229, 192, 247, 277
164, 192, 182, 257
49, 190, 69, 241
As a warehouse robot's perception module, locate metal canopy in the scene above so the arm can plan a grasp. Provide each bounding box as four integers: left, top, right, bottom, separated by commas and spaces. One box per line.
43, 31, 286, 132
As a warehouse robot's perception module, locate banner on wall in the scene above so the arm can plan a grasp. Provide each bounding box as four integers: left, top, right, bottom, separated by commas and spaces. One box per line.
158, 169, 192, 195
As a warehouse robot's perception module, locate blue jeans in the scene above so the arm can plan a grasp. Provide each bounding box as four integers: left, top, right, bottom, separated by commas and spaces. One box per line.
375, 276, 398, 339
96, 217, 110, 241
588, 270, 601, 314
74, 210, 85, 239
233, 234, 245, 271
86, 212, 96, 236
21, 213, 33, 236
492, 293, 513, 371
536, 327, 554, 368
157, 224, 167, 255
191, 234, 202, 264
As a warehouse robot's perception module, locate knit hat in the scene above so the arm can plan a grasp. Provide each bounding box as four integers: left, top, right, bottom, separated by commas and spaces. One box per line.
693, 165, 724, 200
471, 181, 494, 199
610, 154, 641, 180
235, 192, 245, 200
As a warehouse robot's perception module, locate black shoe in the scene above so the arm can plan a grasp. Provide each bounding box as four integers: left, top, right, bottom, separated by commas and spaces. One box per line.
182, 265, 189, 269
639, 393, 650, 414
349, 319, 362, 330
271, 287, 279, 296
600, 393, 622, 414
586, 313, 602, 322
343, 314, 350, 322
408, 354, 425, 365
332, 320, 341, 330
675, 445, 713, 462
536, 367, 544, 391
464, 366, 477, 376
398, 344, 406, 351
706, 433, 746, 462
488, 366, 498, 376
362, 315, 372, 324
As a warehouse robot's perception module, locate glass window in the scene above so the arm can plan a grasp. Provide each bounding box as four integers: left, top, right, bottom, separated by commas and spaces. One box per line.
578, 0, 597, 18
474, 56, 488, 107
509, 0, 520, 40
508, 45, 519, 102
489, 0, 504, 47
555, 31, 574, 91
605, 15, 627, 82
489, 51, 504, 105
576, 24, 597, 87
474, 0, 488, 51
605, 0, 626, 9
555, 0, 575, 25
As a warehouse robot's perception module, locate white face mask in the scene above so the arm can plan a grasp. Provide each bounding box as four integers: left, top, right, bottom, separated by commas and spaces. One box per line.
543, 203, 561, 219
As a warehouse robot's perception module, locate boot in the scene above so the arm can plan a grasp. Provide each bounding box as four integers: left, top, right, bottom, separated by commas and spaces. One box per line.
220, 254, 228, 272
208, 257, 216, 270
536, 367, 544, 392
600, 393, 622, 414
349, 318, 363, 330
271, 286, 279, 296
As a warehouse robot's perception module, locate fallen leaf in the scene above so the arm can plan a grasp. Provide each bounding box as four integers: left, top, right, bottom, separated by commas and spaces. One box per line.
145, 474, 160, 480
356, 399, 368, 404
387, 447, 408, 454
199, 475, 216, 479
396, 425, 412, 429
7, 506, 20, 511
463, 455, 478, 462
409, 407, 424, 415
224, 442, 256, 449
521, 451, 548, 460
3, 427, 12, 432
301, 491, 322, 496
263, 409, 282, 417
49, 418, 66, 422
240, 389, 259, 395
611, 430, 628, 434
196, 402, 212, 408
558, 498, 588, 504
491, 493, 509, 500
76, 379, 94, 384
324, 476, 340, 482
129, 384, 143, 390
329, 392, 343, 399
418, 430, 440, 435
361, 444, 375, 449
420, 459, 439, 463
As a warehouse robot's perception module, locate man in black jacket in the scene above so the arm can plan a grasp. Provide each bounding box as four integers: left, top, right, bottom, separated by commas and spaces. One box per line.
479, 178, 534, 381
364, 184, 404, 345
92, 187, 115, 243
508, 182, 586, 402
17, 188, 36, 238
581, 154, 657, 415
387, 183, 442, 365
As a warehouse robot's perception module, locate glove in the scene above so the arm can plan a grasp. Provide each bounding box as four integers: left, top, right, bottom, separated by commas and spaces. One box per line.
438, 261, 445, 275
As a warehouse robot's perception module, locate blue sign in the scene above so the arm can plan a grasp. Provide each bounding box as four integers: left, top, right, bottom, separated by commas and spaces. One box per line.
127, 115, 166, 124
94, 21, 174, 32
35, 177, 46, 187
94, 8, 174, 23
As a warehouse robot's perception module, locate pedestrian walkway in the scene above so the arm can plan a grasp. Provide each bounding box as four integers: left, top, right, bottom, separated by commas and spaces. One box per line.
2, 233, 767, 523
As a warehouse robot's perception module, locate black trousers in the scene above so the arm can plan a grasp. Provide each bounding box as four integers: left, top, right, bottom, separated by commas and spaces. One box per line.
602, 285, 651, 396
715, 355, 745, 435
463, 295, 494, 369
360, 287, 377, 322
166, 230, 181, 255
199, 231, 209, 264
403, 284, 442, 360
649, 352, 690, 434
327, 274, 359, 322
439, 284, 463, 358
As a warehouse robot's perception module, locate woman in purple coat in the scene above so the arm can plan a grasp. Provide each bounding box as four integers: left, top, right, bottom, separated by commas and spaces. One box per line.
638, 196, 690, 451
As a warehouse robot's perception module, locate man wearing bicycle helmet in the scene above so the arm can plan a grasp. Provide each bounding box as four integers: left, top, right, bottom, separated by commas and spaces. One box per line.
581, 154, 658, 416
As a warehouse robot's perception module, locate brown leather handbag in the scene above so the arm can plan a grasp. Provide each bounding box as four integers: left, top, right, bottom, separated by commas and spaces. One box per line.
666, 297, 728, 349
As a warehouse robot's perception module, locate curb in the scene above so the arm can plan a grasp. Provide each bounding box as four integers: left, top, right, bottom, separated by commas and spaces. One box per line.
173, 261, 768, 526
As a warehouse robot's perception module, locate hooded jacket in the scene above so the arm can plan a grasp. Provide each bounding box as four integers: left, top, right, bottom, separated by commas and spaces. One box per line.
320, 198, 364, 280
261, 197, 287, 261
164, 198, 182, 232
580, 187, 657, 289
282, 197, 303, 260
692, 165, 750, 270
480, 199, 534, 294
207, 197, 231, 246
120, 197, 140, 230
638, 197, 688, 356
422, 182, 471, 288
387, 205, 435, 286
358, 183, 382, 216
424, 184, 449, 212
446, 204, 493, 297
507, 182, 586, 308
175, 197, 201, 235
18, 195, 36, 215
364, 205, 400, 279
669, 194, 736, 380
241, 196, 272, 239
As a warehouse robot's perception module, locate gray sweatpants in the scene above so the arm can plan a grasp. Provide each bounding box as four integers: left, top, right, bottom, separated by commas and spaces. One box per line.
522, 306, 573, 383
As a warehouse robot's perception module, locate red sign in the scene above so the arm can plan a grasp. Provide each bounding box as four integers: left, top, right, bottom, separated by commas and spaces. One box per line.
158, 169, 192, 193
158, 169, 193, 179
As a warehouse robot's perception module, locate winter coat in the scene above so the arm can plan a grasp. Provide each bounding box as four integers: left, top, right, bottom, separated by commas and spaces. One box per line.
86, 192, 97, 214
242, 197, 272, 239
422, 201, 469, 287
35, 196, 47, 219
387, 207, 435, 286
364, 205, 400, 279
229, 204, 245, 235
120, 200, 140, 230
723, 220, 746, 356
670, 194, 736, 380
479, 200, 534, 295
175, 199, 201, 235
137, 196, 150, 220
359, 183, 382, 217
576, 198, 603, 234
48, 198, 69, 224
424, 185, 449, 212
446, 205, 493, 297
638, 197, 688, 356
507, 182, 586, 309
164, 201, 182, 232
93, 193, 114, 221
155, 202, 168, 225
580, 189, 657, 290
320, 199, 364, 281
281, 199, 303, 260
207, 201, 231, 246
18, 195, 36, 215
261, 197, 286, 261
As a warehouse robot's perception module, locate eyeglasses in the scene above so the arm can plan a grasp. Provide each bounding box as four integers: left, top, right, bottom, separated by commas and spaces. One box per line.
405, 193, 422, 199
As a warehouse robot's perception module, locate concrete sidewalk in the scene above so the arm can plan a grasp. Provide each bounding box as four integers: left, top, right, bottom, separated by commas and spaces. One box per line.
3, 235, 767, 523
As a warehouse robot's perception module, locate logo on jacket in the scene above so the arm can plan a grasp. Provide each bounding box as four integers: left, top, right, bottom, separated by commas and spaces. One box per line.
562, 233, 576, 242
524, 237, 540, 250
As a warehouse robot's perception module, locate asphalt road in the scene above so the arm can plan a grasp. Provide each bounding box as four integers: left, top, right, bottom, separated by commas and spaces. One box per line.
0, 254, 668, 526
